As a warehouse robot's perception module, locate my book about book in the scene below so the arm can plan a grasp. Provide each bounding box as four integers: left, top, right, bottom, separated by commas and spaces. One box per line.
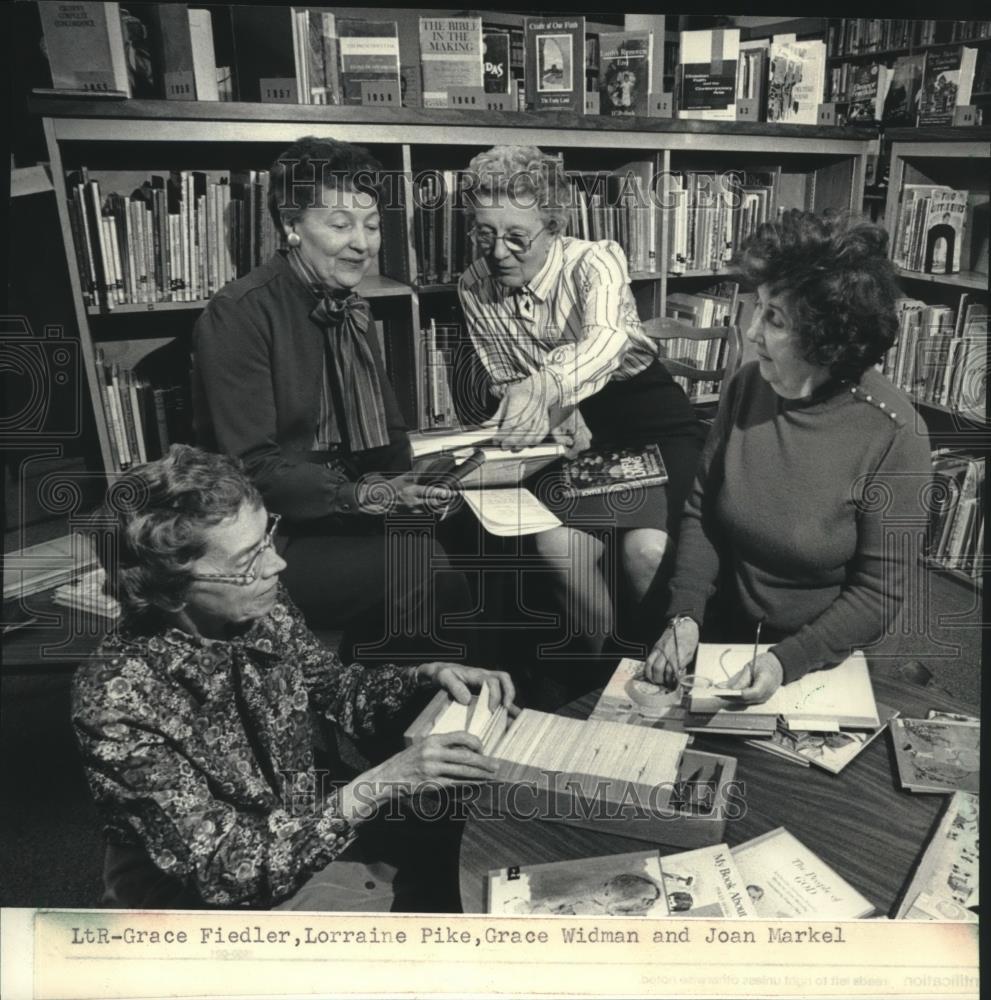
487, 851, 670, 916
39, 1, 130, 95
677, 28, 739, 121
483, 30, 511, 94
890, 717, 980, 793
418, 16, 483, 108
561, 444, 668, 497
766, 35, 826, 125
895, 791, 978, 920
731, 828, 875, 919
660, 844, 758, 918
524, 17, 585, 113
917, 45, 978, 125
338, 19, 401, 105
598, 31, 651, 117
882, 54, 925, 125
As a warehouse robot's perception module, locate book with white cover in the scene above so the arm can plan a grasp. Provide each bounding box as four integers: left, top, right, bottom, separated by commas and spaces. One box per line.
462, 487, 561, 536
660, 844, 758, 918
731, 827, 875, 919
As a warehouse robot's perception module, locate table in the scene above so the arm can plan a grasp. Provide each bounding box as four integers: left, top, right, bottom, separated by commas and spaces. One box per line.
459, 673, 973, 916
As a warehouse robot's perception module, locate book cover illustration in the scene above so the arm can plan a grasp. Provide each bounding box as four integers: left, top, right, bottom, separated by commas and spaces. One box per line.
882, 54, 924, 125
524, 17, 584, 113
598, 31, 651, 117
562, 443, 668, 497
660, 844, 758, 918
678, 28, 739, 121
846, 62, 890, 122
488, 851, 669, 916
917, 45, 977, 125
766, 37, 825, 124
896, 791, 979, 920
338, 19, 401, 105
923, 188, 968, 274
483, 30, 511, 94
890, 717, 980, 793
731, 828, 875, 920
418, 16, 483, 108
588, 657, 688, 730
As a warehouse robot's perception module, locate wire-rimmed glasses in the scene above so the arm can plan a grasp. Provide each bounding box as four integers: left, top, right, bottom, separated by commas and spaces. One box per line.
468, 225, 549, 255
190, 513, 282, 587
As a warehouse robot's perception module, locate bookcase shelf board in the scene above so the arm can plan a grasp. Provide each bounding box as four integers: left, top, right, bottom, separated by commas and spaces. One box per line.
894, 267, 990, 290
924, 558, 985, 589
885, 129, 991, 148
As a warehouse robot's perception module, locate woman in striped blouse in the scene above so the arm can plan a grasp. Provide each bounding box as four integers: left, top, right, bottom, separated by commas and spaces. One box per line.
458, 145, 706, 657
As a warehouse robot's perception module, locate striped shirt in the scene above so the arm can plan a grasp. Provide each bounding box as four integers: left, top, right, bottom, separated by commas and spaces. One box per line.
458, 236, 660, 409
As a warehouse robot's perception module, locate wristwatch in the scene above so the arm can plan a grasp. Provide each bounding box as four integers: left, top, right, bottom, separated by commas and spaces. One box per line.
668, 614, 697, 630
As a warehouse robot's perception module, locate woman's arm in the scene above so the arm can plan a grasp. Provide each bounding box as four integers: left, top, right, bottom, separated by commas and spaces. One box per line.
770, 424, 933, 682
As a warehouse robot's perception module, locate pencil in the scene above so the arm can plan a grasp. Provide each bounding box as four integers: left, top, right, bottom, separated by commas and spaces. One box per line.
672, 621, 681, 689
751, 619, 764, 674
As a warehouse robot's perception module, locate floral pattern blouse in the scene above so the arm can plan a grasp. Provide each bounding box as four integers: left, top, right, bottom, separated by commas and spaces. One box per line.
71, 586, 420, 907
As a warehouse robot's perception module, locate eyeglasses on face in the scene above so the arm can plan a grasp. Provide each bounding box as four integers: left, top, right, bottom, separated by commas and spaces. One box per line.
469, 225, 549, 255
191, 513, 282, 587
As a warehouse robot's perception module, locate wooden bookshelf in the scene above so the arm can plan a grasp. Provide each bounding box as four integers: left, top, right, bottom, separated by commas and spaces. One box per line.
894, 267, 989, 291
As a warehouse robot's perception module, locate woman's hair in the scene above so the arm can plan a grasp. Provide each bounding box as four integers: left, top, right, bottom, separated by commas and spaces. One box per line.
735, 210, 901, 380
104, 444, 262, 620
268, 135, 384, 236
462, 145, 570, 233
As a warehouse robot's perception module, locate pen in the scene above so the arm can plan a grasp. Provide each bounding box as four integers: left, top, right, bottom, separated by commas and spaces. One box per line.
672, 621, 681, 689
751, 618, 764, 674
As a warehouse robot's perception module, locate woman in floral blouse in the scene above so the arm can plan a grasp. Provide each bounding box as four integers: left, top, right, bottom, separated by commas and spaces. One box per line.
72, 445, 514, 910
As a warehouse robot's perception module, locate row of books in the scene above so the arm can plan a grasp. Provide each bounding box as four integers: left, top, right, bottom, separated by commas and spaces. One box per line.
827, 18, 991, 57
66, 167, 280, 309
662, 285, 743, 398
880, 295, 988, 418
928, 452, 985, 579
94, 349, 189, 472
828, 45, 990, 126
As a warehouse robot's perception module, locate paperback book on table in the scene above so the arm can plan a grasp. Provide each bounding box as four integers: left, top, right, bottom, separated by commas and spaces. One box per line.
890, 717, 980, 794
598, 30, 651, 117
418, 16, 483, 108
524, 17, 585, 113
677, 28, 740, 121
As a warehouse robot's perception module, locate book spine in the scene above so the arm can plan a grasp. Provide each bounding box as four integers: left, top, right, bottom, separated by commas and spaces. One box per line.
93, 350, 121, 472
570, 474, 669, 498
66, 192, 95, 306
105, 362, 130, 468
126, 369, 148, 464
152, 388, 170, 453
115, 364, 140, 466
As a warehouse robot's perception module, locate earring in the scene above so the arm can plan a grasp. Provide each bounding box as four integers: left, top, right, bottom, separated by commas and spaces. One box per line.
287, 231, 301, 247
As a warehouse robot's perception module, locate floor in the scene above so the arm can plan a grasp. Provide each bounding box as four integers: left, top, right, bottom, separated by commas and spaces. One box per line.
0, 567, 981, 909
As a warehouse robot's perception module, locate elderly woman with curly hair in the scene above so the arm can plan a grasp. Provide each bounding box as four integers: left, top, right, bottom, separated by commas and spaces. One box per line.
645, 211, 932, 703
72, 445, 513, 910
458, 145, 706, 656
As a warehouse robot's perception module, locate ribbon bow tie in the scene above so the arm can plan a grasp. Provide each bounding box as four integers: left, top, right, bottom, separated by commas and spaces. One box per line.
309, 291, 370, 331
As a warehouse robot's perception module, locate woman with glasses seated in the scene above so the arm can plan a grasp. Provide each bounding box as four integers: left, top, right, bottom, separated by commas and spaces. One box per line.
457, 145, 706, 657
193, 135, 473, 665
73, 445, 514, 910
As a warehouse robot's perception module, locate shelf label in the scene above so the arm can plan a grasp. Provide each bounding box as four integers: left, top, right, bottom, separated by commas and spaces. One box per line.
817, 102, 839, 126
163, 71, 196, 101
447, 86, 485, 109
483, 93, 513, 112
359, 81, 401, 106
952, 105, 980, 127
736, 98, 759, 122
260, 78, 298, 104
647, 94, 672, 118
585, 91, 600, 115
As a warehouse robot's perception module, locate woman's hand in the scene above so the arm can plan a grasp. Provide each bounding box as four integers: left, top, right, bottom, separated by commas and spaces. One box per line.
644, 617, 700, 687
356, 473, 454, 516
720, 651, 784, 705
490, 377, 553, 451
416, 662, 516, 712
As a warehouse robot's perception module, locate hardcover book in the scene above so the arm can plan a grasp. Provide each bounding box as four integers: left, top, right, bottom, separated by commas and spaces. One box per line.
846, 62, 891, 122
39, 1, 130, 95
524, 17, 585, 113
731, 828, 875, 919
766, 35, 826, 124
561, 443, 668, 497
598, 31, 651, 117
483, 30, 511, 95
736, 39, 769, 119
882, 54, 924, 125
917, 45, 978, 125
890, 717, 980, 793
922, 188, 969, 274
487, 851, 670, 916
418, 16, 483, 108
338, 19, 401, 105
677, 28, 739, 121
659, 844, 758, 918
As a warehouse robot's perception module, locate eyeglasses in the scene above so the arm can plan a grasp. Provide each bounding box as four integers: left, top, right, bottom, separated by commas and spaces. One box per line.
191, 513, 282, 587
469, 225, 549, 256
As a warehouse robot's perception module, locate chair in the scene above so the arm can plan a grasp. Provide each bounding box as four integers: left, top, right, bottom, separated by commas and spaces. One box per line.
641, 318, 743, 421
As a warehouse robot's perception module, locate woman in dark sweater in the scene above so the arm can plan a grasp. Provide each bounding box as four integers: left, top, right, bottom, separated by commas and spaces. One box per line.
193, 136, 472, 664
645, 211, 932, 702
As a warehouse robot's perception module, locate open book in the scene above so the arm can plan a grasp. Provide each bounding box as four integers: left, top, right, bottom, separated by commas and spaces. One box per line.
461, 487, 561, 536
687, 646, 879, 732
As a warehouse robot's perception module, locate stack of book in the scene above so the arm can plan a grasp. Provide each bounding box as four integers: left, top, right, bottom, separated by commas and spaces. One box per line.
52, 567, 121, 621
926, 451, 985, 579
2, 534, 98, 603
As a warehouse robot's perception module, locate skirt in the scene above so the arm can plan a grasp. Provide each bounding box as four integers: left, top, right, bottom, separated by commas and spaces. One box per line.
527, 360, 706, 534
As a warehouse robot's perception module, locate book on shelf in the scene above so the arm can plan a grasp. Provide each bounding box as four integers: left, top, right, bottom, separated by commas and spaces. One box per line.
895, 791, 978, 921
926, 452, 985, 577
418, 16, 483, 108
337, 18, 401, 106
889, 717, 980, 794
560, 444, 668, 498
487, 850, 670, 917
731, 828, 875, 919
3, 533, 99, 603
658, 844, 758, 919
187, 7, 219, 102
766, 35, 826, 125
686, 647, 879, 735
881, 54, 925, 126
892, 185, 969, 275
917, 44, 978, 126
736, 39, 769, 120
412, 170, 473, 285
39, 1, 131, 95
230, 4, 297, 104
482, 30, 511, 95
524, 17, 585, 114
289, 7, 342, 105
597, 30, 650, 117
677, 28, 740, 122
745, 703, 900, 774
845, 62, 892, 123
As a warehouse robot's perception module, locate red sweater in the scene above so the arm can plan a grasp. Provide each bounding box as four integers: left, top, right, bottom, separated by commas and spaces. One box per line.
667, 361, 933, 682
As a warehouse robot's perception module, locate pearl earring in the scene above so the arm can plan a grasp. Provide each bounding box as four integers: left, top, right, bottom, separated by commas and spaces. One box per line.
287, 231, 301, 247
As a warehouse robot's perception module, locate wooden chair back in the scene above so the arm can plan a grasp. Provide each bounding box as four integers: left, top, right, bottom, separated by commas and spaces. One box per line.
641, 318, 743, 394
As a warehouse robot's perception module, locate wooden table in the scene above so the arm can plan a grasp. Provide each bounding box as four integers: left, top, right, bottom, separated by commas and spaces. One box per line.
459, 673, 973, 916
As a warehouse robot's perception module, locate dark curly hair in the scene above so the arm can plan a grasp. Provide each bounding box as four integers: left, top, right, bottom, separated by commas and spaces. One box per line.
267, 134, 384, 238
735, 211, 900, 380
102, 444, 262, 620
